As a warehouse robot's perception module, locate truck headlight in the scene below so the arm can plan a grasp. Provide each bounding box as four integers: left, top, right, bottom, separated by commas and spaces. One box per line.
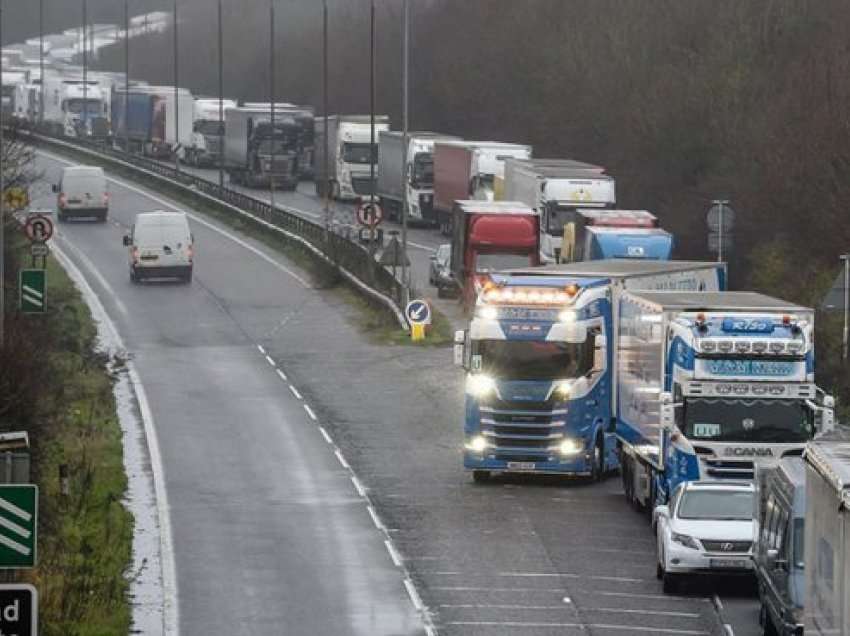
671, 532, 700, 550
476, 306, 498, 320
467, 374, 496, 397
559, 310, 576, 323
553, 381, 571, 399
559, 439, 583, 456
465, 435, 488, 453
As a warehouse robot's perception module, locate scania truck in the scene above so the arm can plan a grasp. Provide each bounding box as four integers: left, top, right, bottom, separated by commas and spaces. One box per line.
616, 291, 834, 511
454, 260, 726, 482
223, 106, 301, 189
313, 115, 389, 200
503, 158, 616, 263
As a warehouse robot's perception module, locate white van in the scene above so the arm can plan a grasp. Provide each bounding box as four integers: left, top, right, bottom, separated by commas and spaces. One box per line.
123, 211, 194, 283
53, 166, 109, 222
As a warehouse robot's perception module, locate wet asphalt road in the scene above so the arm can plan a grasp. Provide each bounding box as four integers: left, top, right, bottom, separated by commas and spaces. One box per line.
37, 152, 760, 635
36, 154, 424, 636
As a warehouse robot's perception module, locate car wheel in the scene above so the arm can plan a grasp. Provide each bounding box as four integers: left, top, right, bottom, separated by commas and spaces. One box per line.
662, 572, 679, 594
472, 470, 491, 484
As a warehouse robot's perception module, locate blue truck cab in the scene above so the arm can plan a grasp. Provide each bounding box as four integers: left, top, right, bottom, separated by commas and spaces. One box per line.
454, 260, 727, 482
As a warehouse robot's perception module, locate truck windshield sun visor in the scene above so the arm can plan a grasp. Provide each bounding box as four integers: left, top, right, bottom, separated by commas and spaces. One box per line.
472, 339, 593, 381
683, 398, 813, 443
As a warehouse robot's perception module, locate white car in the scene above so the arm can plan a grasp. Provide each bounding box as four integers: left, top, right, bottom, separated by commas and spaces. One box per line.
654, 480, 755, 593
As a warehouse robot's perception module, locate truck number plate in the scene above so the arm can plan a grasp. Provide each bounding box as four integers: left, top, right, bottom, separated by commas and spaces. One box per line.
709, 558, 746, 569
507, 462, 536, 471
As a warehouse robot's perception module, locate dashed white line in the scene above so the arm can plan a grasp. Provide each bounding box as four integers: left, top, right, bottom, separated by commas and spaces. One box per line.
303, 404, 317, 421
366, 505, 384, 531
288, 385, 302, 400
350, 475, 366, 498
318, 426, 332, 444
276, 369, 288, 382
264, 355, 276, 367
385, 540, 403, 567
404, 578, 424, 611
334, 449, 349, 469
257, 344, 266, 355
446, 622, 708, 634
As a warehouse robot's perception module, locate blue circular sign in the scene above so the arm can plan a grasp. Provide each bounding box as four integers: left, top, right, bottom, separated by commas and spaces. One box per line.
405, 299, 431, 325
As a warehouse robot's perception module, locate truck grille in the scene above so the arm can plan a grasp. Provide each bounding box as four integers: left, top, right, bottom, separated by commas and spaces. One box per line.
479, 401, 566, 460
351, 177, 375, 195
701, 540, 752, 553
701, 458, 754, 480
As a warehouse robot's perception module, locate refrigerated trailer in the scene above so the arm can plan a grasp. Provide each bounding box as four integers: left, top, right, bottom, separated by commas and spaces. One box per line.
314, 115, 389, 200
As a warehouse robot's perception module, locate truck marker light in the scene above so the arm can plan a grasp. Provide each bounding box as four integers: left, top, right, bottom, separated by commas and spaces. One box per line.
718, 340, 733, 353
769, 342, 786, 354
479, 306, 498, 320
554, 381, 572, 399
735, 341, 751, 353
752, 341, 768, 353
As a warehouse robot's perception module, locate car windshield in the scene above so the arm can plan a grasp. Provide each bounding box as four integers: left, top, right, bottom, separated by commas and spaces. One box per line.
472, 339, 593, 381
682, 398, 813, 443
677, 490, 753, 520
196, 121, 223, 136
475, 253, 534, 272
65, 98, 103, 116
792, 518, 804, 569
412, 154, 433, 186
257, 139, 293, 155
342, 142, 377, 164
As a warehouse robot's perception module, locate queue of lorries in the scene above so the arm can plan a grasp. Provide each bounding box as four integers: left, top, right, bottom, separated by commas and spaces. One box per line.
7, 52, 849, 635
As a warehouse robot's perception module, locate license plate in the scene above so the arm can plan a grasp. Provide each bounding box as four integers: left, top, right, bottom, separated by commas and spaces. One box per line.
140, 255, 159, 261
507, 462, 536, 471
68, 199, 82, 204
709, 558, 746, 569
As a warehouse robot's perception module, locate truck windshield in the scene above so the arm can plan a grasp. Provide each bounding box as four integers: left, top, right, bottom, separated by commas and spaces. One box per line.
412, 154, 434, 187
196, 121, 223, 136
472, 340, 592, 381
257, 139, 293, 155
677, 490, 752, 520
683, 398, 813, 443
65, 98, 103, 116
475, 253, 534, 272
546, 206, 578, 235
342, 143, 376, 164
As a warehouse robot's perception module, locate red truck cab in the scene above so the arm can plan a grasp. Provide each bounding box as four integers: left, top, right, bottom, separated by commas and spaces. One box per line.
449, 200, 540, 311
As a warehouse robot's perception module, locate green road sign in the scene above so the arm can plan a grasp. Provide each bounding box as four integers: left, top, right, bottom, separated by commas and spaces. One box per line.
0, 485, 37, 568
19, 270, 45, 314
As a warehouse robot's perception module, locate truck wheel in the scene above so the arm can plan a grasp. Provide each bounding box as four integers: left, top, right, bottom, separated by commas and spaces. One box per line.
472, 470, 491, 484
591, 435, 605, 481
759, 604, 778, 636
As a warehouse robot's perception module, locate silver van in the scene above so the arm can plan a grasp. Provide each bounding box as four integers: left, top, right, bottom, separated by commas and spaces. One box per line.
123, 211, 194, 283
53, 166, 109, 222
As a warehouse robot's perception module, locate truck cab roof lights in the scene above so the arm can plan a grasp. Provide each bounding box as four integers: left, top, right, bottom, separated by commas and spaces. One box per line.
481, 286, 576, 306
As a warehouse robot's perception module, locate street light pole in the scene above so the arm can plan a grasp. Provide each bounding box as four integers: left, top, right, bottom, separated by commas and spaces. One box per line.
401, 0, 410, 303
842, 254, 849, 362
39, 0, 44, 127
173, 0, 179, 173
368, 0, 376, 258
218, 0, 224, 191
322, 0, 329, 230
124, 0, 129, 152
82, 0, 88, 134
0, 0, 5, 348
269, 0, 275, 210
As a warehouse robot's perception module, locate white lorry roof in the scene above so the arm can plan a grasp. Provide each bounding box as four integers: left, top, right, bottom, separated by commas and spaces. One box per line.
508, 157, 606, 176
509, 259, 720, 278
806, 434, 850, 504
627, 291, 810, 312
455, 200, 535, 216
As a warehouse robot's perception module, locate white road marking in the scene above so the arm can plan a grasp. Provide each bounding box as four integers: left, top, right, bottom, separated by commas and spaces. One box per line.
446, 622, 708, 634
408, 240, 434, 252
55, 234, 130, 318
404, 578, 424, 611
52, 244, 180, 635
257, 344, 266, 355
334, 449, 349, 469
276, 369, 288, 382
440, 604, 698, 618
288, 385, 302, 400
385, 540, 403, 567
264, 355, 276, 367
318, 426, 333, 444
350, 475, 366, 498
597, 590, 706, 603
39, 150, 312, 288
303, 404, 317, 421
366, 505, 384, 531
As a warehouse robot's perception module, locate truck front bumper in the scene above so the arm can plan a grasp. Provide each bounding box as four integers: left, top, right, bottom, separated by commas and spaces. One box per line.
463, 451, 592, 476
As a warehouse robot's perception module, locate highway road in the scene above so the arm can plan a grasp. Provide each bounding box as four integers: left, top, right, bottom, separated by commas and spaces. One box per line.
37, 152, 761, 635
35, 153, 425, 636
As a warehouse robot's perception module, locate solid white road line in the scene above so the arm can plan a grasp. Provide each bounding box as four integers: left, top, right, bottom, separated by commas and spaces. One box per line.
385, 540, 403, 567
257, 344, 266, 355
55, 234, 130, 318
445, 622, 708, 634
318, 426, 332, 444
350, 475, 366, 498
303, 404, 317, 421
366, 505, 384, 531
334, 449, 349, 469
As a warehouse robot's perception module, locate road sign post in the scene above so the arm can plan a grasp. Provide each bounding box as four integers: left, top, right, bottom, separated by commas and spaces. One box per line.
706, 200, 734, 263
0, 485, 37, 569
19, 271, 46, 314
0, 584, 37, 635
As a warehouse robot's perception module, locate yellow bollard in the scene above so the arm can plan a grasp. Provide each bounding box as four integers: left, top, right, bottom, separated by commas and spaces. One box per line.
411, 323, 426, 341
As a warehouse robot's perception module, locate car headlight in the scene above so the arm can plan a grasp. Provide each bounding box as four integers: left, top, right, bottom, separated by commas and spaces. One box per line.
467, 374, 496, 397
671, 531, 700, 550
558, 439, 583, 456
465, 435, 488, 453
553, 381, 571, 399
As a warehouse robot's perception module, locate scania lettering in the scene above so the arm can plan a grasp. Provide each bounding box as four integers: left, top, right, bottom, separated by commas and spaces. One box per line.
616, 291, 834, 512
454, 260, 726, 481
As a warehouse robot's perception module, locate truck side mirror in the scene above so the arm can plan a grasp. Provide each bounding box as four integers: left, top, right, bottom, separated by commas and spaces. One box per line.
122, 235, 131, 247
453, 330, 466, 368
766, 548, 787, 572
660, 391, 675, 430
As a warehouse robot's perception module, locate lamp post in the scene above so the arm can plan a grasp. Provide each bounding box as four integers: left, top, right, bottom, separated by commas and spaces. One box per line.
124, 0, 129, 152
218, 0, 224, 190
39, 0, 44, 127
0, 0, 5, 348
269, 0, 276, 210
82, 0, 88, 134
173, 0, 179, 173
400, 0, 410, 303
322, 0, 329, 230
842, 254, 849, 362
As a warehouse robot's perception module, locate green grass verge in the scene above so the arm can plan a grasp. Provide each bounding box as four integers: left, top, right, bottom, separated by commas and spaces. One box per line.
21, 250, 133, 636
36, 138, 453, 347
